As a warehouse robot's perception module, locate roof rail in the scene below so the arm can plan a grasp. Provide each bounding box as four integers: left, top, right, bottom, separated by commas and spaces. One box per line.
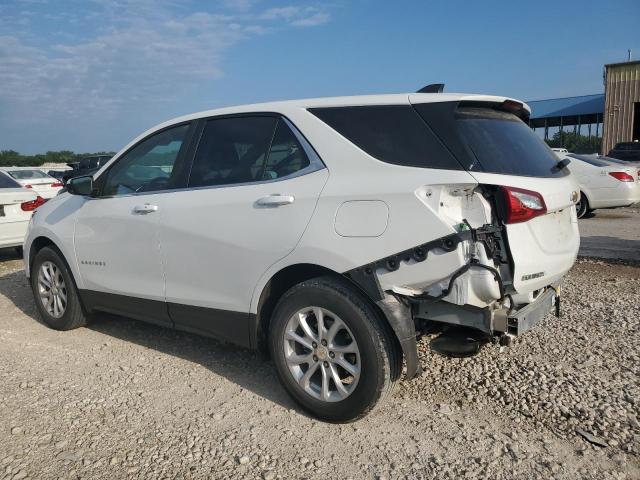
417, 83, 444, 93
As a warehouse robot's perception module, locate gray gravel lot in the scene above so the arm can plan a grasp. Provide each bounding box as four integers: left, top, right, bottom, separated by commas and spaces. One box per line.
0, 247, 639, 479
579, 205, 640, 263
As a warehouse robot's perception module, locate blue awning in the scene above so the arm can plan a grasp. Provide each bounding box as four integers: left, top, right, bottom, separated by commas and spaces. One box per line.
527, 94, 604, 127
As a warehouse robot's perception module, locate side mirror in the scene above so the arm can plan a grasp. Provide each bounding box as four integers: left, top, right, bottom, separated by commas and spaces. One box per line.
67, 175, 94, 196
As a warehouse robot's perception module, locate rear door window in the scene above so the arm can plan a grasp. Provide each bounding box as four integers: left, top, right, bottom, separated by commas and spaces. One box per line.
309, 106, 462, 170
261, 120, 310, 179
188, 116, 279, 188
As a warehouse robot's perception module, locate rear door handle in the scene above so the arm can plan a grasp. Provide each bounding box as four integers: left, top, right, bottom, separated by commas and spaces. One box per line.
256, 195, 295, 207
133, 203, 159, 214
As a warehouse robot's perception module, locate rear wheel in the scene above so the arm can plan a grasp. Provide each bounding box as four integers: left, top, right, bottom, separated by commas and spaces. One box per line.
576, 192, 589, 219
269, 276, 400, 422
31, 246, 87, 330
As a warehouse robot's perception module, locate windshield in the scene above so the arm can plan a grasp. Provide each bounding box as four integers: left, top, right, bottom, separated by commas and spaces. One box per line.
8, 169, 50, 180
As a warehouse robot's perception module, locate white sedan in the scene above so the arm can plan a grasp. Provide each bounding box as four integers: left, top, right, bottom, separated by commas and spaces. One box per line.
558, 153, 640, 218
0, 167, 63, 199
0, 171, 45, 250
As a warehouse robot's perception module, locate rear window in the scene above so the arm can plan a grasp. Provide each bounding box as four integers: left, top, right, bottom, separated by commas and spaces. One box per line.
567, 154, 610, 167
0, 172, 21, 188
8, 169, 49, 179
308, 106, 462, 170
454, 108, 563, 177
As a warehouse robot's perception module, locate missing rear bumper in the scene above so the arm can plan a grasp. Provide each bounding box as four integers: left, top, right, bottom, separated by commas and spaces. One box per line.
504, 286, 558, 336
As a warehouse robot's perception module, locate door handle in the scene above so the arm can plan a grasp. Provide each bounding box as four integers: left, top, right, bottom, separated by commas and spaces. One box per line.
133, 203, 159, 214
256, 195, 295, 207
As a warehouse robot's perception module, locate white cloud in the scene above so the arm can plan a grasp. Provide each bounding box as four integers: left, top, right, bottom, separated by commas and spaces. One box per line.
261, 5, 331, 27
0, 1, 333, 151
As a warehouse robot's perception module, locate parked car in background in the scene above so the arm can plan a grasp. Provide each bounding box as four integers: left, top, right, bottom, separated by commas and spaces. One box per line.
0, 168, 63, 199
607, 142, 640, 162
46, 167, 73, 181
0, 171, 45, 251
556, 153, 640, 218
63, 155, 112, 182
24, 92, 579, 421
551, 148, 568, 154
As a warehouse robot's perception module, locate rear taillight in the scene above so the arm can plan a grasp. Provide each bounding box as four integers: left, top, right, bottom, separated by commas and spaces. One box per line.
21, 196, 47, 211
24, 184, 33, 188
608, 172, 634, 182
51, 182, 63, 187
501, 186, 547, 224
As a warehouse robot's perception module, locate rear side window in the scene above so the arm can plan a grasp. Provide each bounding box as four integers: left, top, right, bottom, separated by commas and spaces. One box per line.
309, 106, 462, 170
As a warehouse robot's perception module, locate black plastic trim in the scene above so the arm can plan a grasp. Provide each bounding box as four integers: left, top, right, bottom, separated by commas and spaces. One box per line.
344, 230, 473, 301
168, 302, 252, 348
79, 290, 172, 327
79, 289, 253, 348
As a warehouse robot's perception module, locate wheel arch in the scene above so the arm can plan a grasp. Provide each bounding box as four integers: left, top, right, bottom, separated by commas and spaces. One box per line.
252, 263, 403, 367
28, 236, 62, 276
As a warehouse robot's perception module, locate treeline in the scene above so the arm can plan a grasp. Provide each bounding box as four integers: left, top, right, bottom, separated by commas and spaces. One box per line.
0, 150, 116, 167
545, 132, 602, 154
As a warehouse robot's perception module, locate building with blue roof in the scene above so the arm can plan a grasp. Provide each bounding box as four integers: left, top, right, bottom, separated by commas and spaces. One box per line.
527, 93, 604, 141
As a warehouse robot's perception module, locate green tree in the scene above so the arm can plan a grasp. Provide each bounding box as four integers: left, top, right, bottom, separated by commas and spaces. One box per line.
545, 131, 601, 154
0, 150, 115, 167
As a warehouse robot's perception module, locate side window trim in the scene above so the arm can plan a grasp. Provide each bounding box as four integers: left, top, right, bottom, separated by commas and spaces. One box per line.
182, 113, 325, 191
94, 120, 197, 198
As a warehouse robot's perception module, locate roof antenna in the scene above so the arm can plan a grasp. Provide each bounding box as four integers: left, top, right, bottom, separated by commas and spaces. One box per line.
628, 49, 632, 62
417, 83, 445, 93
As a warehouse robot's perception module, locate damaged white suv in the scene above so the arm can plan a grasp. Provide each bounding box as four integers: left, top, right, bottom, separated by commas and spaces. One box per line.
24, 91, 580, 421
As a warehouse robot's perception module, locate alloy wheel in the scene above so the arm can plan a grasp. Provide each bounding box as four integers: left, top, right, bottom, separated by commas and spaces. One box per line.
38, 261, 67, 318
283, 306, 361, 402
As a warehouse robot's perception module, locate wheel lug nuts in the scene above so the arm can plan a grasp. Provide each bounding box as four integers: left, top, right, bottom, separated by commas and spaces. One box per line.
323, 361, 329, 367
312, 342, 317, 348
321, 340, 327, 346
313, 355, 318, 361
329, 352, 335, 358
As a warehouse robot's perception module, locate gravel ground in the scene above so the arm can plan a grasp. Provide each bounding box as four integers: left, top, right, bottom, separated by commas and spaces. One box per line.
578, 205, 640, 263
0, 251, 639, 480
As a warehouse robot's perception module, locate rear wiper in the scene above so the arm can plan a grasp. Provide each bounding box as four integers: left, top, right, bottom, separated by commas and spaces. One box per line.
555, 158, 571, 170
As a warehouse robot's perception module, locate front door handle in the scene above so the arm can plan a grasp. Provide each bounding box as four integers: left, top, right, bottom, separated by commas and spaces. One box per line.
133, 203, 159, 214
256, 195, 295, 207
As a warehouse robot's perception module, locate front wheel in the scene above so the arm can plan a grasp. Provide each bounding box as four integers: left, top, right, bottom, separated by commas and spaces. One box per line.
269, 276, 400, 422
31, 246, 87, 331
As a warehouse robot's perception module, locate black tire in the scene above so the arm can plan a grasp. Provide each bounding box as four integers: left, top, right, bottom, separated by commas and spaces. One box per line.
269, 275, 400, 422
576, 192, 589, 219
31, 246, 87, 331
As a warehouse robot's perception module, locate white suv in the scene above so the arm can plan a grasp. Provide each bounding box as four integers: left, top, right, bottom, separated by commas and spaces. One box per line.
24, 92, 580, 421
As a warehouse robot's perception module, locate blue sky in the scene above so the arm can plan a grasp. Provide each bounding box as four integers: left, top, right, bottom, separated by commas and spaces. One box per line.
1, 0, 638, 154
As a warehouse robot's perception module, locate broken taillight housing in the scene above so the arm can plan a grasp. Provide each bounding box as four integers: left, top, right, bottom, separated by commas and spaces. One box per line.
608, 172, 634, 182
501, 186, 547, 224
21, 196, 47, 212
